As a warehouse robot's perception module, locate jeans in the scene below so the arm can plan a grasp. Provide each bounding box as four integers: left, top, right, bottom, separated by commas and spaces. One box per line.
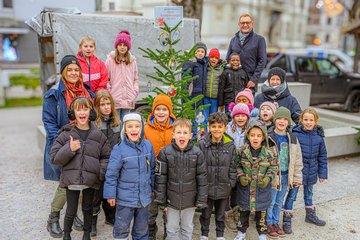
113, 205, 149, 240
63, 188, 94, 233
166, 207, 196, 240
238, 210, 267, 234
266, 173, 288, 225
203, 97, 218, 122
284, 184, 314, 210
200, 198, 228, 237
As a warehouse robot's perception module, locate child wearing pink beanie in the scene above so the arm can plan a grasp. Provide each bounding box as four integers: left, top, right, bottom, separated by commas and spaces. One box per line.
226, 103, 250, 149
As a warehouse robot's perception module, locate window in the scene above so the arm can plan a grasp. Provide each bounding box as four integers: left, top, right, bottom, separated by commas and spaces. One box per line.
270, 55, 287, 71
315, 59, 339, 76
109, 2, 115, 11
296, 57, 314, 73
3, 0, 13, 8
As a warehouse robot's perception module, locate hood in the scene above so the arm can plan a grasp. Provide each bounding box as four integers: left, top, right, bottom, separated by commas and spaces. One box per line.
146, 114, 176, 130
244, 120, 268, 147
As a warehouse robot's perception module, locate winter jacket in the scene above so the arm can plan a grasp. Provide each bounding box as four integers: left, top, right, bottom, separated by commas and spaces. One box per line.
155, 140, 208, 210
218, 67, 249, 107
254, 84, 302, 124
292, 125, 328, 185
106, 51, 139, 109
226, 30, 267, 84
182, 57, 209, 101
103, 137, 155, 208
98, 116, 121, 149
77, 51, 109, 93
268, 131, 303, 190
226, 122, 246, 149
198, 133, 237, 200
51, 123, 111, 189
144, 114, 176, 159
42, 80, 94, 181
236, 143, 278, 211
205, 60, 225, 99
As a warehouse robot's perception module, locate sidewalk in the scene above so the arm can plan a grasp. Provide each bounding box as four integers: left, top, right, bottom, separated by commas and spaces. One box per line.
0, 106, 359, 240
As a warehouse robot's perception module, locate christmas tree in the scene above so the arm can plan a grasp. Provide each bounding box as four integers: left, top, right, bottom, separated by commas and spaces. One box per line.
139, 21, 208, 120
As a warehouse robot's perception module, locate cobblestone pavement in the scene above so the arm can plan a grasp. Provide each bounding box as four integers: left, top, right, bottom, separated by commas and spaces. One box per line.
1, 107, 359, 240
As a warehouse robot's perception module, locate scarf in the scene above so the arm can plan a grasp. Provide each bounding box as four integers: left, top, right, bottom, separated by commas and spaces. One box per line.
62, 78, 92, 108
261, 81, 287, 100
239, 30, 251, 45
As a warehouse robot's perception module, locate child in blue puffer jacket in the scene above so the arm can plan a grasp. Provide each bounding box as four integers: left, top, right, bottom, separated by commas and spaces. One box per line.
104, 112, 155, 240
282, 108, 328, 234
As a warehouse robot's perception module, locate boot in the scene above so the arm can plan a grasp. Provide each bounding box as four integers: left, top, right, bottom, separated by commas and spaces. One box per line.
90, 215, 97, 237
73, 214, 84, 231
63, 232, 71, 240
82, 231, 91, 240
305, 206, 326, 226
283, 211, 293, 234
47, 211, 63, 238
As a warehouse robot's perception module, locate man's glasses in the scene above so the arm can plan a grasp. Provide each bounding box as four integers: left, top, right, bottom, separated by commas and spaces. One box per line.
240, 21, 252, 26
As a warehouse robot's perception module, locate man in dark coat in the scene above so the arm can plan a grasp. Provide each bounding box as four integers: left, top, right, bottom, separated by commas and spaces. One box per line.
226, 13, 267, 92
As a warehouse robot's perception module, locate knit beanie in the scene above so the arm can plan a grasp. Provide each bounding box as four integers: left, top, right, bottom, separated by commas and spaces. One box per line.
196, 42, 207, 55
209, 48, 220, 59
152, 94, 173, 114
273, 106, 291, 123
235, 88, 254, 105
121, 112, 142, 140
268, 67, 286, 83
114, 30, 131, 50
229, 102, 250, 119
260, 101, 278, 114
60, 55, 81, 74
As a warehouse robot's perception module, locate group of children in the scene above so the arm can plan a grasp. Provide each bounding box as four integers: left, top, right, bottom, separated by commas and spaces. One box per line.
47, 31, 328, 240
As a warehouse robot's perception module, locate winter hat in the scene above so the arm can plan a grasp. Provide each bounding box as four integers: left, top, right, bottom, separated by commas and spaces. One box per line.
209, 48, 220, 59
260, 101, 278, 114
245, 120, 268, 146
268, 67, 286, 83
273, 106, 291, 123
121, 112, 142, 140
229, 102, 250, 119
60, 55, 81, 74
235, 88, 254, 105
152, 94, 172, 113
196, 42, 207, 55
114, 30, 131, 50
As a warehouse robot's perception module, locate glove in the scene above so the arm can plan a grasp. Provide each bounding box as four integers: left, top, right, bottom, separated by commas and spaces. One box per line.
239, 176, 250, 186
258, 176, 270, 189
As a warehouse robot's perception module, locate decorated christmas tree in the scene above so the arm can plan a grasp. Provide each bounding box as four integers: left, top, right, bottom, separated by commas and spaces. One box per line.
139, 21, 208, 120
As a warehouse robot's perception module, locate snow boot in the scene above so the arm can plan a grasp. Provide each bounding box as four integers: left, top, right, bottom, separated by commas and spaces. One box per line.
73, 215, 84, 231
305, 206, 326, 226
90, 215, 97, 237
47, 211, 63, 238
63, 232, 71, 240
283, 211, 293, 234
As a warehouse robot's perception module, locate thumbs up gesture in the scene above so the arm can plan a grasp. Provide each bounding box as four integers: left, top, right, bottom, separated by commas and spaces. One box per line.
70, 136, 81, 152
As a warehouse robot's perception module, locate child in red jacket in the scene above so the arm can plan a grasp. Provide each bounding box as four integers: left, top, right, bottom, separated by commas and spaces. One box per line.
77, 36, 109, 93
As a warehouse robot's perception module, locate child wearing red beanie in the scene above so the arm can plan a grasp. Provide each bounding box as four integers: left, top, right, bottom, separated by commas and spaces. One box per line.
106, 30, 138, 121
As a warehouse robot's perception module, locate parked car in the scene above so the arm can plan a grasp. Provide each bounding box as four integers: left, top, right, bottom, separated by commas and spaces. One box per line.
260, 52, 360, 112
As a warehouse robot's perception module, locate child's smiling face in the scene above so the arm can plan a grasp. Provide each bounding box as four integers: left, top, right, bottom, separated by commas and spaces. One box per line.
117, 43, 128, 55
301, 112, 316, 131
154, 104, 169, 125
260, 106, 274, 122
209, 122, 226, 142
173, 125, 192, 150
275, 117, 289, 133
209, 56, 219, 67
247, 127, 265, 149
75, 106, 90, 129
125, 120, 141, 142
195, 48, 206, 59
236, 96, 250, 105
234, 114, 248, 128
80, 40, 95, 58
230, 55, 240, 70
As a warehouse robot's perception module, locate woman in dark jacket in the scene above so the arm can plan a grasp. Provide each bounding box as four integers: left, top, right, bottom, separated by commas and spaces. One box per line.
42, 55, 94, 238
254, 67, 302, 124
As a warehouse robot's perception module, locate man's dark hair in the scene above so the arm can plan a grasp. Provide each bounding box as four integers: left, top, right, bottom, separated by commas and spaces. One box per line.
208, 112, 228, 126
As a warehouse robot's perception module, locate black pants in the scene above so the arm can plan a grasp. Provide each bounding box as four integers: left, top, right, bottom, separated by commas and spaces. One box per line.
64, 188, 94, 233
93, 184, 115, 221
238, 210, 267, 234
200, 198, 228, 237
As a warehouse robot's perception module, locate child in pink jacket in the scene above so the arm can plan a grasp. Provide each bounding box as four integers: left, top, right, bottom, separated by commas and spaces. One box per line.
77, 36, 109, 93
106, 30, 139, 120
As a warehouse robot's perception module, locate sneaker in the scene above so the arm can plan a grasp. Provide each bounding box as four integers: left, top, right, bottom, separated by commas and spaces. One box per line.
267, 225, 279, 239
200, 236, 209, 240
234, 231, 246, 240
259, 234, 267, 240
274, 224, 285, 237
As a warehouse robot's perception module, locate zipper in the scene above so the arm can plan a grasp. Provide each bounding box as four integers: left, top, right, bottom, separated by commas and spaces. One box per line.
179, 151, 183, 209
87, 58, 91, 88
210, 68, 214, 98
80, 140, 85, 185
